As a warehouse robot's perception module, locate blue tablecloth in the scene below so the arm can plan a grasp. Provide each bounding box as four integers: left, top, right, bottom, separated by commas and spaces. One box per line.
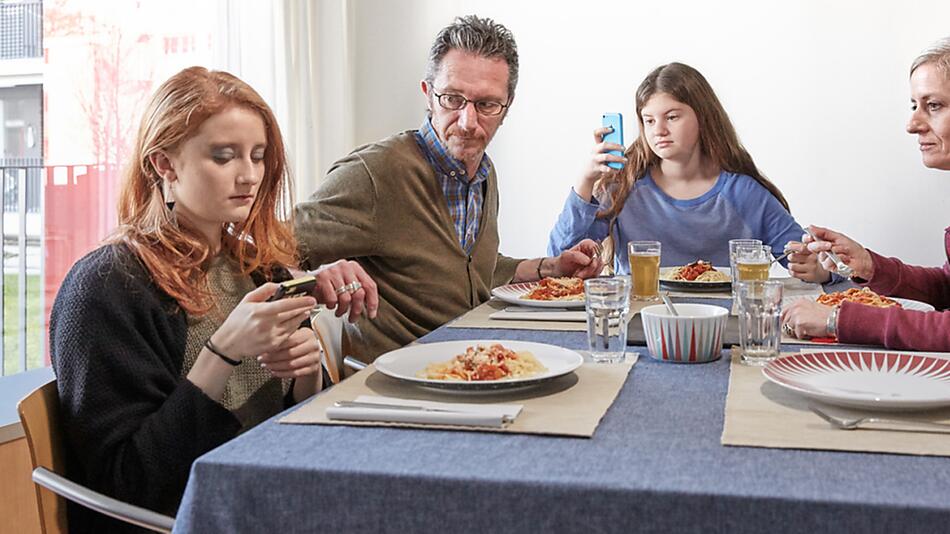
174, 313, 950, 533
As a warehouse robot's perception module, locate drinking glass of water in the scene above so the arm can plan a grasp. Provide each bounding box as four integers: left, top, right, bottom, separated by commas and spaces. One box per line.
584, 277, 631, 364
735, 280, 783, 366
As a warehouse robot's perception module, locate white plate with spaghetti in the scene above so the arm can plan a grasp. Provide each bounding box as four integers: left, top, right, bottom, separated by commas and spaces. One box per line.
491, 279, 586, 309
762, 350, 950, 410
374, 340, 584, 391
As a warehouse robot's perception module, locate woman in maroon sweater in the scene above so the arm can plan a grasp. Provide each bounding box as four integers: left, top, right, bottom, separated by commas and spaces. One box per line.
783, 37, 950, 351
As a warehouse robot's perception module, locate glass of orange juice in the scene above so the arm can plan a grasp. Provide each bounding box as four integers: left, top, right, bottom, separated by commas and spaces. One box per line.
627, 241, 661, 301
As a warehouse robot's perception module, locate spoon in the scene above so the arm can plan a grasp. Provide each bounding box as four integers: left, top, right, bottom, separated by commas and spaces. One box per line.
661, 293, 679, 316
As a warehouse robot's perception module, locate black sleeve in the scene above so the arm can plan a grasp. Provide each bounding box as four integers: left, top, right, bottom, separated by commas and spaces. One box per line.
50, 246, 241, 515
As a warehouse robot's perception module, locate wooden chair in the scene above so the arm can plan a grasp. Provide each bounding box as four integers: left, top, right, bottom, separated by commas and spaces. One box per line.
17, 380, 175, 533
312, 307, 345, 383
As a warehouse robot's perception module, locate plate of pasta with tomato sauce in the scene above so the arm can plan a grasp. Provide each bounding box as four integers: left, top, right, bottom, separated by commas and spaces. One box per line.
373, 340, 584, 391
659, 260, 732, 292
814, 287, 934, 312
491, 277, 586, 308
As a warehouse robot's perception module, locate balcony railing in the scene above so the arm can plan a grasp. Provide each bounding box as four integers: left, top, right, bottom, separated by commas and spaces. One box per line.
1, 163, 43, 376
0, 0, 43, 60
2, 158, 42, 214
2, 163, 119, 376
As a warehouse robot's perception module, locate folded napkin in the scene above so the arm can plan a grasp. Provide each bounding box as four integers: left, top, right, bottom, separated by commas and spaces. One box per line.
490, 307, 586, 322
325, 395, 523, 428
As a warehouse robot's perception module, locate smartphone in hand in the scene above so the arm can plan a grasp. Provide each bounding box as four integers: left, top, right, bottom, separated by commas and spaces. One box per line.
267, 276, 317, 301
602, 112, 624, 170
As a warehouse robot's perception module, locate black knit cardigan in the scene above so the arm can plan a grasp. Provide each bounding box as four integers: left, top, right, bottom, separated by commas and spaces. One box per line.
50, 243, 293, 533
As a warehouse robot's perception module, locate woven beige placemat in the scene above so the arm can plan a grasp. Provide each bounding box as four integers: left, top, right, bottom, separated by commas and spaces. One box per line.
721, 355, 950, 456
280, 356, 637, 438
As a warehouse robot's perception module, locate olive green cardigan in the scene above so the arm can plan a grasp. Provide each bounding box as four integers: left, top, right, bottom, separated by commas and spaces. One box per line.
295, 131, 522, 362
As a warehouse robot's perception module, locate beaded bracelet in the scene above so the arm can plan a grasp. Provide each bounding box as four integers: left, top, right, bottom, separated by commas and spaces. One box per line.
205, 338, 241, 366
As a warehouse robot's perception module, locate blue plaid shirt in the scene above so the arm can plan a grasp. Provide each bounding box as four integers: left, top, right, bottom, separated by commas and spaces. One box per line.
414, 119, 491, 253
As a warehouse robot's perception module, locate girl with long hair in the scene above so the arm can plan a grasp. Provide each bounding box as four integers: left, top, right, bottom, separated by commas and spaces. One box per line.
548, 62, 827, 281
50, 67, 376, 532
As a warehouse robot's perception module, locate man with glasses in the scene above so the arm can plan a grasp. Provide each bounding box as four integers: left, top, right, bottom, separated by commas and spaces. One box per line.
295, 15, 602, 364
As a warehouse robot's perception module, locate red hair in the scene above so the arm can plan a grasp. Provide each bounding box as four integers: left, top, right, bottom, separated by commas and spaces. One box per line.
112, 66, 296, 315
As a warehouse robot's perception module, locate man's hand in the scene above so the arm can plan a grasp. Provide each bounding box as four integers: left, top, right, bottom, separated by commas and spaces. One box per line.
309, 259, 379, 322
552, 239, 604, 279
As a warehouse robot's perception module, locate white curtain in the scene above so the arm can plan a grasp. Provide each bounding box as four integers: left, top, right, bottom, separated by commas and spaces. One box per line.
215, 0, 356, 202
275, 0, 357, 202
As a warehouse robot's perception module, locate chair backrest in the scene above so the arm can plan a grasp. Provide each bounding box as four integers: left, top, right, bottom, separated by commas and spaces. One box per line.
17, 380, 68, 534
312, 308, 344, 384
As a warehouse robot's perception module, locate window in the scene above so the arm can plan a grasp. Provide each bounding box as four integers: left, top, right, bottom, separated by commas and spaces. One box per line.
1, 0, 275, 375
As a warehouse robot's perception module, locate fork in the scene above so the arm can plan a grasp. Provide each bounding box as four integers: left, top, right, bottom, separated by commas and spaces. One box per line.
769, 248, 794, 266
810, 406, 950, 432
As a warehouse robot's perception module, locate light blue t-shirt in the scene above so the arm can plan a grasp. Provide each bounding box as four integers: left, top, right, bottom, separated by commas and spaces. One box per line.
547, 171, 804, 273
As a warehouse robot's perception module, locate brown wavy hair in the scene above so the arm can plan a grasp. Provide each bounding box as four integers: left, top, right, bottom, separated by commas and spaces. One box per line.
596, 62, 789, 262
111, 66, 297, 315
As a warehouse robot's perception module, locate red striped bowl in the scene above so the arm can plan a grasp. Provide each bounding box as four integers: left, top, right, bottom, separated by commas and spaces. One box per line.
640, 304, 728, 363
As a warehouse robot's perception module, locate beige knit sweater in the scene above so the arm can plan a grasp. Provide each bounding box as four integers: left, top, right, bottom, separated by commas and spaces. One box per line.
295, 130, 521, 362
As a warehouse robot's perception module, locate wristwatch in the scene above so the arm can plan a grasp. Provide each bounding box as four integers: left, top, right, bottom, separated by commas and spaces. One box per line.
826, 306, 839, 337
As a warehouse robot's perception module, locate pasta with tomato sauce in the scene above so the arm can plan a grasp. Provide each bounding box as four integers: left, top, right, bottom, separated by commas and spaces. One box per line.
417, 344, 548, 381
521, 277, 584, 301
661, 260, 730, 282
817, 287, 902, 309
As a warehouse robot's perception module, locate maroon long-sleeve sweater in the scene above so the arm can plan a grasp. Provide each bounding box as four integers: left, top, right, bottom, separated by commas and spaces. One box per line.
837, 227, 950, 351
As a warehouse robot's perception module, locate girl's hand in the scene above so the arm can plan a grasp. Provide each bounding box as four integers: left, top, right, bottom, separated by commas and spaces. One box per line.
785, 241, 831, 283
576, 127, 626, 200
258, 327, 323, 379
212, 283, 316, 360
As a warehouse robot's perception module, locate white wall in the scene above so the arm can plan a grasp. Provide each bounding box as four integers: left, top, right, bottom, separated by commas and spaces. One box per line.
334, 0, 950, 266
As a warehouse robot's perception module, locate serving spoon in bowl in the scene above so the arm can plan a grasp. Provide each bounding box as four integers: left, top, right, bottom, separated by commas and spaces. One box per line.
661, 293, 679, 316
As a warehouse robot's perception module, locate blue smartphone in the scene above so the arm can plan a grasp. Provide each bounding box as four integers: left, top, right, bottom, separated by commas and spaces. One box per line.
602, 112, 624, 170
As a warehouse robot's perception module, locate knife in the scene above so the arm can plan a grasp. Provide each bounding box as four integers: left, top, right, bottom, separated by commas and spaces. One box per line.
333, 400, 515, 422
503, 306, 574, 313
334, 400, 462, 412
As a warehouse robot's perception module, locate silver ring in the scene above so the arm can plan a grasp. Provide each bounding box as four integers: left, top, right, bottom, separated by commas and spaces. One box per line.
344, 281, 362, 293
334, 285, 348, 296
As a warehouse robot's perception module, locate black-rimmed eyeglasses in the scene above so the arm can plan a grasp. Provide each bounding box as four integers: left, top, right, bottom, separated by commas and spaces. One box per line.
433, 91, 509, 116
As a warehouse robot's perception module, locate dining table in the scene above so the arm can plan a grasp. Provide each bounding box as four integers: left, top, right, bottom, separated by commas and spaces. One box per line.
172, 287, 950, 533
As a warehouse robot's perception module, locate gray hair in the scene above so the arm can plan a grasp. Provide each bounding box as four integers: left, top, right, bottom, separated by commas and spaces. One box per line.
425, 15, 519, 100
911, 36, 950, 78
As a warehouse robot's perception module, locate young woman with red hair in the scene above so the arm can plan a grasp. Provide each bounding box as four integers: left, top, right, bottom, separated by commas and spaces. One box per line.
50, 66, 376, 532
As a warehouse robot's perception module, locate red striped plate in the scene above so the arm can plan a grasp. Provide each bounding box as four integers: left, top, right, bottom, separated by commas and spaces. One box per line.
491, 282, 585, 309
762, 351, 950, 410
